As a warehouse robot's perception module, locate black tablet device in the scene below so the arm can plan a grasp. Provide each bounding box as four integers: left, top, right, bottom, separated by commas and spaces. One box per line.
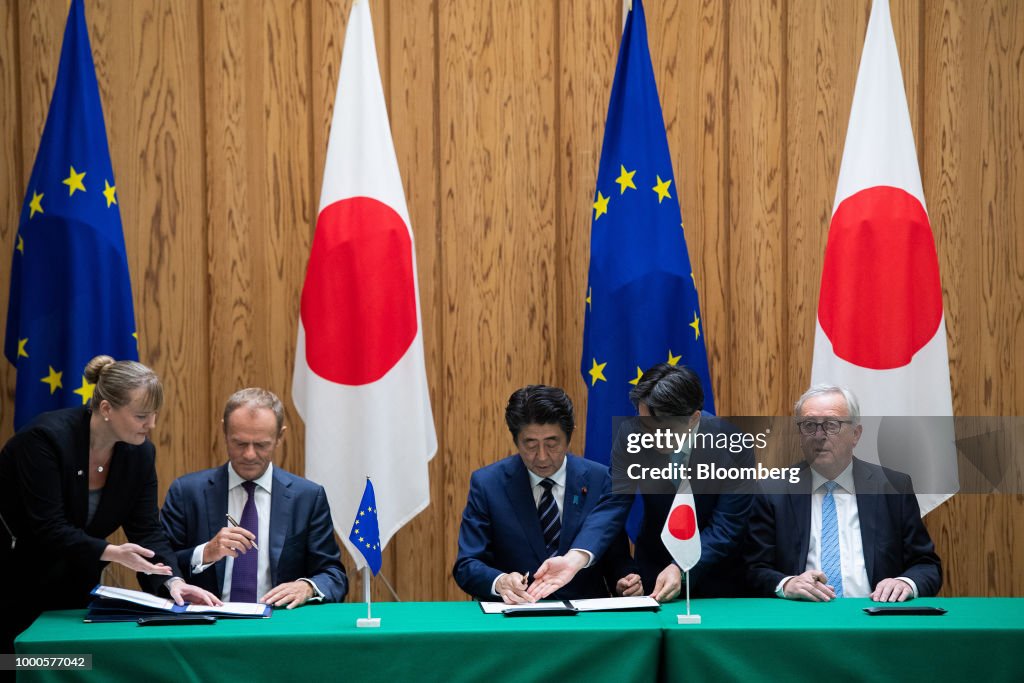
503, 606, 578, 617
863, 606, 947, 616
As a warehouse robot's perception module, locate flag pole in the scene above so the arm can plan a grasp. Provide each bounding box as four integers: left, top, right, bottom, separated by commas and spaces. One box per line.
356, 566, 380, 628
677, 570, 701, 624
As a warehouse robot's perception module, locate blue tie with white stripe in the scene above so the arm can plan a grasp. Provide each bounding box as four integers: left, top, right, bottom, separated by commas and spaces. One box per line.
821, 480, 843, 598
537, 479, 561, 556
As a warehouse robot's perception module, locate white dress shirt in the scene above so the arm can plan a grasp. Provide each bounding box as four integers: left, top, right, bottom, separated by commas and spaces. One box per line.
776, 461, 918, 598
191, 463, 274, 601
526, 457, 568, 511
804, 464, 872, 597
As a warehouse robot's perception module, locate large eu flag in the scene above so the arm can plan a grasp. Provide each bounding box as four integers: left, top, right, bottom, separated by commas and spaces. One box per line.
581, 0, 716, 468
4, 0, 137, 430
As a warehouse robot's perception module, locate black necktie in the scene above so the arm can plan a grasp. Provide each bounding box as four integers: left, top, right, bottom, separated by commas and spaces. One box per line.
537, 478, 561, 556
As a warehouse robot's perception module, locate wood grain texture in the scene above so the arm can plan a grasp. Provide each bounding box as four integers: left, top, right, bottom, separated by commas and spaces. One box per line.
386, 0, 446, 602
919, 0, 1024, 596
437, 0, 559, 598
556, 0, 619, 449
1, 0, 1021, 599
784, 0, 863, 404
728, 0, 786, 415
0, 0, 22, 421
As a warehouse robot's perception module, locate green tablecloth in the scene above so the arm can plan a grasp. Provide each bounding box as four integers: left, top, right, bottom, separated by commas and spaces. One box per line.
16, 598, 1024, 682
659, 598, 1024, 683
15, 601, 663, 683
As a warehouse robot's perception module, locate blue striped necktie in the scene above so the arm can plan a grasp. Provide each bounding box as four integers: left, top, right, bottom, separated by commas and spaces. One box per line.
821, 480, 843, 598
537, 479, 561, 556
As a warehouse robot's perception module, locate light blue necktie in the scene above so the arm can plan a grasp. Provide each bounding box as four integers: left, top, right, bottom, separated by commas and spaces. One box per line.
821, 480, 843, 598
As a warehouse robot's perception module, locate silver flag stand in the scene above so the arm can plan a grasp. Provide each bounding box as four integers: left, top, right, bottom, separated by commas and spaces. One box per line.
677, 569, 701, 624
356, 566, 381, 628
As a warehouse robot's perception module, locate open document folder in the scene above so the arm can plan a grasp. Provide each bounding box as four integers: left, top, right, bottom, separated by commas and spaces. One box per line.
84, 585, 271, 622
480, 596, 660, 615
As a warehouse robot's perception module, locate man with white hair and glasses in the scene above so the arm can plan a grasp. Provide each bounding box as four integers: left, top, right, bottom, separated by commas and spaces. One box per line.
745, 385, 941, 602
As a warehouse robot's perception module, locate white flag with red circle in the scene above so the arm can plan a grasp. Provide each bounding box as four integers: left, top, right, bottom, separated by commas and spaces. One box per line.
293, 0, 437, 569
810, 0, 957, 514
661, 486, 701, 572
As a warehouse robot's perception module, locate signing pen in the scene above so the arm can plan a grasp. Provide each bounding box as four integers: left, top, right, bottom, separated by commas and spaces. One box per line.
225, 513, 259, 550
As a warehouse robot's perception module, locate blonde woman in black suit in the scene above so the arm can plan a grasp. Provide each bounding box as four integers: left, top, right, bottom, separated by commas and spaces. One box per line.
0, 355, 219, 653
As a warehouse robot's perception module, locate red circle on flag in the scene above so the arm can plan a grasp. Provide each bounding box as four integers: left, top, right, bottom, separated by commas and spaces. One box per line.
300, 196, 418, 385
818, 186, 943, 370
667, 504, 697, 540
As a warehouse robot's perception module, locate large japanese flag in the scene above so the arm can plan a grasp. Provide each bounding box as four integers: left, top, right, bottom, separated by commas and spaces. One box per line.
661, 485, 701, 573
811, 0, 957, 514
293, 0, 437, 569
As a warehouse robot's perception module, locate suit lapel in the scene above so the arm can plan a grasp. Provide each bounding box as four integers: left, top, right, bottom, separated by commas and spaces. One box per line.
206, 465, 229, 593
792, 464, 813, 572
505, 458, 548, 563
269, 468, 293, 586
853, 458, 880, 585
559, 457, 585, 555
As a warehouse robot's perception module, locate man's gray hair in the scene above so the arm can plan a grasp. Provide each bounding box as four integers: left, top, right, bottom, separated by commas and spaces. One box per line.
794, 384, 861, 423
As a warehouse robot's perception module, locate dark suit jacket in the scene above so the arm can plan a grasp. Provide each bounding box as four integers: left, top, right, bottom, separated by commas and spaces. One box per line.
745, 457, 942, 597
614, 415, 756, 598
0, 407, 177, 648
160, 464, 347, 602
453, 454, 635, 600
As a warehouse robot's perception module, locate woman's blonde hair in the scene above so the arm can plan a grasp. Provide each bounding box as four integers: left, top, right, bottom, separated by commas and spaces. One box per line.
83, 355, 163, 412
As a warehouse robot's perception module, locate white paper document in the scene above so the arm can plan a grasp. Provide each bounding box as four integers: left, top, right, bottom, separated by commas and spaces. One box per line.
480, 595, 659, 614
569, 596, 660, 612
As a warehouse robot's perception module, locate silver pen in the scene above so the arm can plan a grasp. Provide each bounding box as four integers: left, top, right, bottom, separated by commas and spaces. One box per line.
225, 513, 259, 550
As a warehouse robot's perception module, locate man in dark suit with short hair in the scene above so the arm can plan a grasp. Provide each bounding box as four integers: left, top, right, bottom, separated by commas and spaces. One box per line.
618, 363, 757, 601
453, 385, 636, 603
745, 385, 941, 601
161, 388, 347, 607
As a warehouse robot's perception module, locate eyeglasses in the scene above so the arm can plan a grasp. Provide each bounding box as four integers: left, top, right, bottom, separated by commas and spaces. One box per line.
796, 419, 852, 436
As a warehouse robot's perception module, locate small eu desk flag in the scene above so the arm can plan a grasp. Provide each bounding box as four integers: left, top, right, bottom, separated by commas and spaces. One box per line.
581, 0, 716, 469
4, 0, 138, 430
349, 479, 382, 576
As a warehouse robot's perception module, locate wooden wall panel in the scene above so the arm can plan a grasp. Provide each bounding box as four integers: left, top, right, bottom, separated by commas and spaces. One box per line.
204, 0, 315, 478
386, 0, 446, 602
728, 0, 786, 415
1, 0, 1022, 600
784, 1, 863, 404
438, 0, 559, 599
556, 1, 618, 448
920, 0, 1024, 597
0, 0, 22, 416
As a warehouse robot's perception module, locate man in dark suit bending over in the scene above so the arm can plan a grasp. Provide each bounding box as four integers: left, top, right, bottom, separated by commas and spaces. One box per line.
453, 385, 636, 603
161, 388, 347, 607
745, 385, 941, 601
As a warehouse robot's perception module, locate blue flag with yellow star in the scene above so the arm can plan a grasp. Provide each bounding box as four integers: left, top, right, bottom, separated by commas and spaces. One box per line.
349, 478, 382, 575
581, 0, 716, 466
4, 0, 137, 430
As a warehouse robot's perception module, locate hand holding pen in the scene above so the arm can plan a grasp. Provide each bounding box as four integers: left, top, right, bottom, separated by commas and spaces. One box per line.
199, 513, 259, 565
495, 571, 536, 605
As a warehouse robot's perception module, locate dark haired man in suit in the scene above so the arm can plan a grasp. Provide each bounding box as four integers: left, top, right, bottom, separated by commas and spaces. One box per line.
622, 363, 756, 601
453, 385, 636, 603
